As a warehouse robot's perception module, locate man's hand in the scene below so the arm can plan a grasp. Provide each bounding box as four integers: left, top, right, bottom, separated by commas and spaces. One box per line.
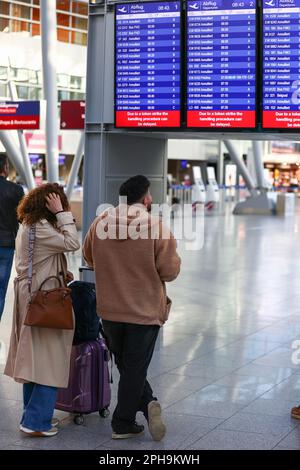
66, 271, 74, 284
46, 193, 63, 214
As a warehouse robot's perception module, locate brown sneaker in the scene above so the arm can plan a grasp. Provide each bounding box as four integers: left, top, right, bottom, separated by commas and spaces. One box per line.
148, 401, 166, 442
291, 405, 300, 420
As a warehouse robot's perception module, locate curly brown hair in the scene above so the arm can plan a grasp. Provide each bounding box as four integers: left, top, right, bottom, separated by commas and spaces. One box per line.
18, 183, 70, 226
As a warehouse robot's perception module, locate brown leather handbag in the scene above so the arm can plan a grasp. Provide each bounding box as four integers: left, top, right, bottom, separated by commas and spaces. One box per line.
24, 225, 74, 330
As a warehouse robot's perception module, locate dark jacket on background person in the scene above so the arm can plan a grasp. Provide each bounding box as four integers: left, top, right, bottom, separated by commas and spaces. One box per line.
0, 176, 24, 247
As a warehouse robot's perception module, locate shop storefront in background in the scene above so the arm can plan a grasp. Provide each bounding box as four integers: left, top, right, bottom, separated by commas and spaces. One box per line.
264, 141, 300, 192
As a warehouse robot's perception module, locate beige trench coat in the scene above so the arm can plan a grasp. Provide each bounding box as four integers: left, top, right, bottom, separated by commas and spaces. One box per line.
4, 212, 80, 388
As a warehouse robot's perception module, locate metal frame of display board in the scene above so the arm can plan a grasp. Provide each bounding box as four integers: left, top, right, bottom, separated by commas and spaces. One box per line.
82, 0, 300, 241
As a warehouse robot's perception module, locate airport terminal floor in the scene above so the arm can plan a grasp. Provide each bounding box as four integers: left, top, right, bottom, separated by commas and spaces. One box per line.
1, 200, 300, 450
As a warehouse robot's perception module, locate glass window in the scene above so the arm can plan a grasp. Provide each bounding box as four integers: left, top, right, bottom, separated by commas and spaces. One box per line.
16, 85, 29, 99
57, 7, 70, 42
13, 68, 29, 82
11, 20, 30, 33
0, 83, 7, 98
0, 18, 9, 32
28, 87, 39, 100
71, 15, 87, 32
0, 66, 8, 80
70, 91, 85, 100
58, 74, 69, 88
32, 6, 40, 22
32, 5, 40, 35
57, 0, 71, 12
57, 27, 69, 42
12, 4, 31, 20
28, 70, 38, 84
57, 12, 70, 27
0, 2, 9, 15
32, 23, 40, 35
37, 71, 43, 84
70, 1, 88, 44
58, 90, 70, 101
71, 30, 87, 45
70, 75, 81, 89
72, 1, 88, 16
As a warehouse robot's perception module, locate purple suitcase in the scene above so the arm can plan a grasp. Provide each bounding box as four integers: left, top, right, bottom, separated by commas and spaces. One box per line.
56, 338, 111, 425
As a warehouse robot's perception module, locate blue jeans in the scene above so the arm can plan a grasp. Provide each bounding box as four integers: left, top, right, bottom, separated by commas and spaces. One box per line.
0, 247, 14, 321
21, 383, 58, 432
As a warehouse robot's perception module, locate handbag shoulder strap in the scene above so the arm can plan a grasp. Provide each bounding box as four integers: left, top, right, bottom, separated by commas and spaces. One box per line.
28, 224, 36, 296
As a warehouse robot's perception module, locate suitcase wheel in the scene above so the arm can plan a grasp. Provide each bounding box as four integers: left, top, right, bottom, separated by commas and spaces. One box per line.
74, 414, 85, 425
99, 408, 110, 418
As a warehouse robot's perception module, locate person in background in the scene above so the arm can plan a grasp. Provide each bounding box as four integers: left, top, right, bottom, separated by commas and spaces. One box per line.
0, 155, 24, 321
291, 405, 300, 421
4, 184, 80, 437
83, 175, 181, 441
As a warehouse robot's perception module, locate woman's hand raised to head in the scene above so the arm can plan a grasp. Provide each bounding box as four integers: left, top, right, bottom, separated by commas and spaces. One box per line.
46, 193, 64, 214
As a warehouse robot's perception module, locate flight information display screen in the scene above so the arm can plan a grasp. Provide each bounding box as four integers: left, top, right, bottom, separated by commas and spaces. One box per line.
115, 1, 181, 128
263, 0, 300, 129
186, 0, 257, 128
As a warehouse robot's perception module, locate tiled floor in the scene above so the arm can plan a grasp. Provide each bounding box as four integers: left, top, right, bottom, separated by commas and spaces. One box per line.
1, 199, 300, 450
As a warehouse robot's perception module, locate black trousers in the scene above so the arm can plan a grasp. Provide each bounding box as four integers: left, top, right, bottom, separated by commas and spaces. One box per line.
102, 320, 160, 428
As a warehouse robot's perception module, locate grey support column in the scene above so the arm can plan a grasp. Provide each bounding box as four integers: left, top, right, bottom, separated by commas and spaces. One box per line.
82, 1, 108, 236
217, 140, 224, 186
252, 140, 266, 190
0, 131, 27, 181
40, 0, 59, 183
66, 132, 85, 199
83, 2, 167, 238
224, 140, 275, 215
7, 67, 35, 190
223, 140, 256, 193
18, 135, 35, 189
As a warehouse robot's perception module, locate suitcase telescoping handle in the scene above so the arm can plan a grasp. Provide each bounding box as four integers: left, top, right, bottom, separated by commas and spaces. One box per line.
79, 265, 114, 384
79, 266, 94, 273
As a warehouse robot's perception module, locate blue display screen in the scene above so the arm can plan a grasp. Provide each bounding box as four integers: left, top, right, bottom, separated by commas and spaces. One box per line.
263, 0, 300, 129
115, 1, 181, 127
186, 0, 256, 128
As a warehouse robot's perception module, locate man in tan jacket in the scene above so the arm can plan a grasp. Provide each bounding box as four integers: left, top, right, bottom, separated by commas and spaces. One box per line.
83, 175, 181, 441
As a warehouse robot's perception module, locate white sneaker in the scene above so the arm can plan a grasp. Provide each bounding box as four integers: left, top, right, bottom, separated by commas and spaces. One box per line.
51, 418, 59, 427
19, 424, 59, 437
148, 401, 166, 442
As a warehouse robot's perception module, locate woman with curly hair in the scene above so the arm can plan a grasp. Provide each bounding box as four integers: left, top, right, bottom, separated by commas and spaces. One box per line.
4, 183, 80, 437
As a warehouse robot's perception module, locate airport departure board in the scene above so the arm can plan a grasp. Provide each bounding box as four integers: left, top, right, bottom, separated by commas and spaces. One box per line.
115, 1, 181, 128
186, 0, 257, 128
263, 0, 300, 129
